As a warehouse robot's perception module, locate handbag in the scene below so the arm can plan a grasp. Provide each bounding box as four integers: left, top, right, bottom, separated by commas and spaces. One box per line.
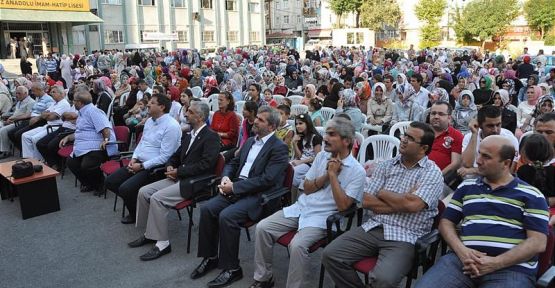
11, 160, 34, 179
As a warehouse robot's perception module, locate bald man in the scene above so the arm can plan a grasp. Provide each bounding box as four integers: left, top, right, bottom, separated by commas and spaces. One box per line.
416, 136, 549, 288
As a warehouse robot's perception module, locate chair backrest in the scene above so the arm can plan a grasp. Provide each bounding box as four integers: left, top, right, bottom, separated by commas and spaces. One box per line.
354, 132, 364, 147
273, 95, 284, 104
538, 226, 555, 277
282, 164, 295, 206
433, 200, 446, 229
209, 111, 215, 124
119, 92, 129, 107
288, 95, 304, 105
208, 94, 220, 111
358, 135, 400, 165
389, 121, 412, 138
106, 96, 116, 123
315, 126, 325, 136
320, 107, 335, 123
190, 86, 202, 98
235, 100, 245, 114
214, 153, 226, 176
113, 126, 130, 151
291, 104, 308, 116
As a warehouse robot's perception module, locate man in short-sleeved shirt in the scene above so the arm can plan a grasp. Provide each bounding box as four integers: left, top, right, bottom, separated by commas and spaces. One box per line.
249, 117, 365, 288
322, 122, 444, 288
428, 101, 463, 174
415, 135, 548, 288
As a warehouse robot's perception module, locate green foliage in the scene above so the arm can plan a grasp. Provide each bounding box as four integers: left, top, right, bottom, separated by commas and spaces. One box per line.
329, 0, 350, 17
545, 34, 555, 46
523, 0, 555, 39
454, 0, 519, 44
359, 0, 402, 31
415, 0, 446, 47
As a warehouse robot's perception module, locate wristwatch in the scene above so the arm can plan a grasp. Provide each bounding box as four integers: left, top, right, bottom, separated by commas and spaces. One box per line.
104, 137, 109, 142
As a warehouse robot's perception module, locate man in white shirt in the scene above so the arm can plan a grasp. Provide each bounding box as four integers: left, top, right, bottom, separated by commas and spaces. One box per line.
137, 79, 153, 102
410, 73, 430, 108
21, 85, 71, 161
458, 105, 519, 177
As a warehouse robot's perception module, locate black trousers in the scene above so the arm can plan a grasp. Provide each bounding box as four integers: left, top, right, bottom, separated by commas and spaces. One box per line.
66, 150, 108, 190
8, 120, 45, 151
104, 167, 163, 216
36, 127, 74, 167
197, 194, 254, 270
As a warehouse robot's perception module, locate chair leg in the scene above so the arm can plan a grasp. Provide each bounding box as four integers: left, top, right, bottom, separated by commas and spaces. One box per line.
113, 192, 118, 211
245, 227, 251, 241
176, 209, 182, 221
318, 264, 325, 288
121, 202, 125, 218
364, 273, 369, 285
186, 206, 194, 254
405, 276, 412, 288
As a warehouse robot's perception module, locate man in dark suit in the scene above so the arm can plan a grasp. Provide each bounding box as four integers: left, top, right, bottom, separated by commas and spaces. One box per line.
190, 106, 289, 288
127, 101, 220, 261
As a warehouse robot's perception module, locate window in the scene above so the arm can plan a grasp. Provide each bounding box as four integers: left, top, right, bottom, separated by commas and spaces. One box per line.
249, 2, 260, 13
250, 31, 260, 42
346, 32, 364, 45
140, 30, 157, 43
297, 15, 301, 24
201, 0, 213, 9
177, 31, 188, 42
101, 0, 122, 4
227, 31, 238, 42
283, 0, 288, 8
202, 31, 214, 42
72, 31, 86, 45
172, 0, 186, 7
284, 16, 289, 24
105, 30, 124, 44
138, 0, 155, 5
226, 0, 236, 11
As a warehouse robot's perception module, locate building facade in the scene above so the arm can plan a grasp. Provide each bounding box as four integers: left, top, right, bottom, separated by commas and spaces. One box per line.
0, 0, 265, 58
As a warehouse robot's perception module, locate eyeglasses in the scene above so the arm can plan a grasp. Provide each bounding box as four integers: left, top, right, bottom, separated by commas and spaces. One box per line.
480, 81, 486, 84
430, 111, 448, 116
400, 133, 423, 144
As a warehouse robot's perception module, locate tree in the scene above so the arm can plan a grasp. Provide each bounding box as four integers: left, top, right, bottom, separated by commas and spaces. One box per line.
329, 0, 351, 27
415, 0, 446, 48
454, 0, 519, 47
524, 0, 555, 39
359, 0, 401, 31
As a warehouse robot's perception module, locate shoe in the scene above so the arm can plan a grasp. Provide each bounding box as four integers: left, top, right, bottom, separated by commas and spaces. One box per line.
93, 189, 104, 197
248, 277, 274, 288
139, 245, 171, 261
80, 185, 95, 193
207, 268, 243, 288
121, 215, 135, 224
127, 235, 156, 248
190, 257, 219, 279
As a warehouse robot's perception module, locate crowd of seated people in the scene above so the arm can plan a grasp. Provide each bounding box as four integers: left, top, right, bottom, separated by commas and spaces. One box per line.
1, 44, 555, 288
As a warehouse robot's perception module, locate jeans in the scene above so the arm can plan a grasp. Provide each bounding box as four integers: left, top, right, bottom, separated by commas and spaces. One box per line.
414, 252, 535, 288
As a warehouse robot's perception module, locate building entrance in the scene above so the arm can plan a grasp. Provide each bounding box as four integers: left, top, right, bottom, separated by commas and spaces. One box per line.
2, 23, 50, 59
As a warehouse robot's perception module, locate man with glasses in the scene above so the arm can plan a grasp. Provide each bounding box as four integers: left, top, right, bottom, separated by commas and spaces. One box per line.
105, 94, 182, 224
428, 101, 463, 176
458, 105, 519, 178
322, 121, 443, 288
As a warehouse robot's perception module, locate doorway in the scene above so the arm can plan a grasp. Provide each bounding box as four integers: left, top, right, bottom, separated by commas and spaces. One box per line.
8, 32, 26, 58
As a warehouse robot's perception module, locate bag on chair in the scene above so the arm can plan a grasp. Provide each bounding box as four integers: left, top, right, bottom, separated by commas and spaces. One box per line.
11, 160, 34, 179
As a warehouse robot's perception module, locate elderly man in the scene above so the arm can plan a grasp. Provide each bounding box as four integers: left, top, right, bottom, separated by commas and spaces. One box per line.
322, 122, 444, 288
128, 101, 221, 261
249, 117, 365, 288
36, 104, 78, 169
105, 93, 181, 224
65, 86, 117, 193
190, 106, 289, 288
21, 85, 71, 161
0, 86, 35, 158
415, 136, 548, 288
8, 82, 54, 151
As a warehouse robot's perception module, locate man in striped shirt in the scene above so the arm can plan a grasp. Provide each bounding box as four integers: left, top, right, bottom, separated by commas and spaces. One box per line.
416, 135, 549, 288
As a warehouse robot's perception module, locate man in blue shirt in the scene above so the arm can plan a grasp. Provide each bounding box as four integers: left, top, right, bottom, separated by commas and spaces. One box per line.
415, 136, 549, 288
64, 85, 117, 193
105, 93, 181, 224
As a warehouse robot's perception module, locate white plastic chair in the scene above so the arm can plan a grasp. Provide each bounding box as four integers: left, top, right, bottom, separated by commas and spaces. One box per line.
207, 94, 220, 111
291, 104, 309, 116
320, 107, 335, 123
316, 126, 325, 137
358, 135, 400, 165
235, 112, 244, 128
208, 111, 215, 124
273, 95, 285, 105
190, 86, 203, 98
235, 100, 245, 114
389, 121, 412, 138
287, 119, 295, 128
288, 95, 304, 105
119, 92, 129, 107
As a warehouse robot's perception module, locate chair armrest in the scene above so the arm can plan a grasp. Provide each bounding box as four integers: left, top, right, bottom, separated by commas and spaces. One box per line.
46, 124, 62, 134
414, 229, 440, 272
261, 187, 290, 205
326, 204, 358, 243
537, 266, 555, 288
150, 166, 166, 175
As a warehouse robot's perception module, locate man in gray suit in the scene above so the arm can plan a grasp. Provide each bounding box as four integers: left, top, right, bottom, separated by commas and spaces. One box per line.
190, 106, 289, 288
127, 101, 221, 261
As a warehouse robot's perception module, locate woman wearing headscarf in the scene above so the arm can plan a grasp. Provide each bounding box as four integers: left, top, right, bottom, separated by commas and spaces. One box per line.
224, 79, 243, 101
302, 84, 317, 106
355, 79, 372, 115
472, 75, 493, 108
521, 94, 554, 133
452, 90, 477, 135
92, 78, 114, 114
0, 82, 13, 116
60, 54, 73, 89
367, 83, 394, 133
203, 76, 220, 97
336, 88, 364, 132
421, 87, 450, 123
518, 85, 542, 129
518, 74, 539, 103
491, 89, 517, 134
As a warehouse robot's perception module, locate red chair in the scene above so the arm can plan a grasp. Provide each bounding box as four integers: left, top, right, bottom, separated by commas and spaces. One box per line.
537, 226, 555, 288
172, 153, 226, 253
276, 203, 359, 288
352, 201, 446, 288
242, 164, 294, 241
57, 144, 74, 180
